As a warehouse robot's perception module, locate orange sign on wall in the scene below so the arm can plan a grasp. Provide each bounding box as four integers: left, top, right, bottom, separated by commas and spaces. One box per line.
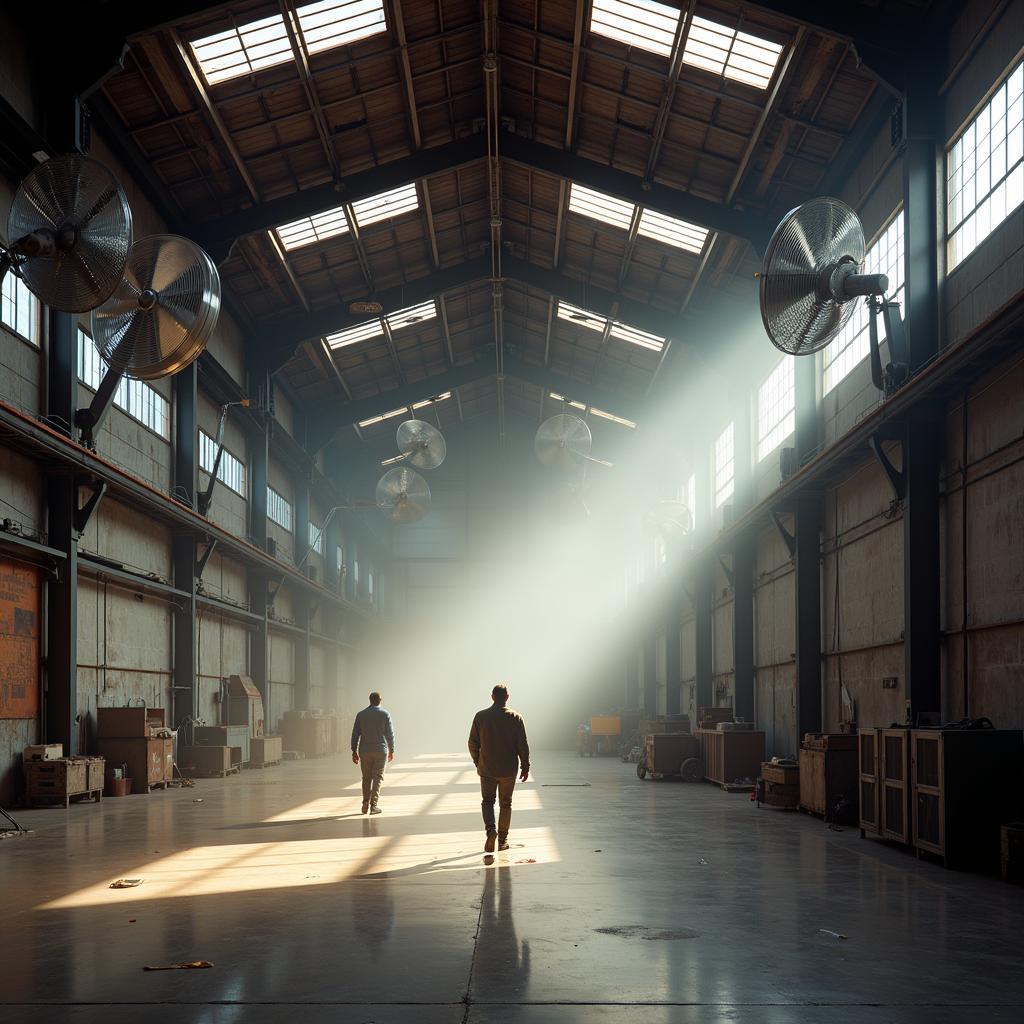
0, 560, 40, 719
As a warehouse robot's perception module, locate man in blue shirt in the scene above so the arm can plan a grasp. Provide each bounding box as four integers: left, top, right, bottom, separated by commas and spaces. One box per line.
351, 692, 395, 815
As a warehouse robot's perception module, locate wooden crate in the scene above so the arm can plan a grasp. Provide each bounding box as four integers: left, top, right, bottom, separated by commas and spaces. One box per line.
698, 729, 765, 788
911, 729, 1024, 870
97, 706, 165, 738
642, 733, 701, 776
97, 738, 173, 793
282, 712, 332, 758
24, 743, 63, 762
880, 728, 912, 844
762, 761, 799, 786
180, 744, 237, 776
760, 779, 800, 809
249, 735, 283, 767
858, 729, 880, 835
26, 759, 101, 807
799, 734, 858, 823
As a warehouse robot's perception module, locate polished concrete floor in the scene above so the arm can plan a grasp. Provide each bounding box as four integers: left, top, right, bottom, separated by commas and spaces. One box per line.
3, 751, 1024, 1023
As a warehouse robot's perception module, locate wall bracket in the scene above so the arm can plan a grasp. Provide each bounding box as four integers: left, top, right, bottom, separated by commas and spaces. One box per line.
196, 539, 217, 580
770, 510, 796, 559
73, 479, 107, 535
868, 431, 905, 501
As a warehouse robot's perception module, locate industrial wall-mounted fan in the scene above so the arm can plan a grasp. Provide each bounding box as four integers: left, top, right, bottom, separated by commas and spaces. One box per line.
76, 234, 221, 448
759, 196, 907, 394
643, 500, 693, 544
1, 154, 132, 312
535, 413, 612, 471
376, 467, 430, 524
381, 418, 446, 470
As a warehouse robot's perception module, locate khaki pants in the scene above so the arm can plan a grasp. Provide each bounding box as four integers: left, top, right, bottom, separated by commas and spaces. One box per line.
360, 751, 387, 808
480, 775, 516, 839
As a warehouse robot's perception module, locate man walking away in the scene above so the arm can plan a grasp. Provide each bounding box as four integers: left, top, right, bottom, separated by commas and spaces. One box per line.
352, 692, 395, 815
468, 684, 530, 853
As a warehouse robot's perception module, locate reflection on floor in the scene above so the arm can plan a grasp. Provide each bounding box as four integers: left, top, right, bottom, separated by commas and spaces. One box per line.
4, 752, 1024, 1023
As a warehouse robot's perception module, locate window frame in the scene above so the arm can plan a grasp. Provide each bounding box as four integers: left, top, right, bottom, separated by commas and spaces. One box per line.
267, 485, 294, 532
713, 423, 735, 508
1, 272, 40, 346
756, 357, 796, 462
198, 428, 248, 498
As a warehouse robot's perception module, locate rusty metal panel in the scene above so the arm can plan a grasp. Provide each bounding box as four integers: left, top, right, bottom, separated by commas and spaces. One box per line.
0, 560, 40, 719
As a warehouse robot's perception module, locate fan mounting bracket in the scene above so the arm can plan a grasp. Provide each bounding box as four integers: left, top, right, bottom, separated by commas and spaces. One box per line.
75, 365, 126, 451
73, 478, 108, 535
770, 511, 797, 560
195, 539, 217, 581
868, 429, 905, 502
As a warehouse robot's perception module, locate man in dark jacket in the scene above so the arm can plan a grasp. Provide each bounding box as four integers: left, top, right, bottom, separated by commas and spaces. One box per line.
468, 684, 530, 853
351, 692, 395, 815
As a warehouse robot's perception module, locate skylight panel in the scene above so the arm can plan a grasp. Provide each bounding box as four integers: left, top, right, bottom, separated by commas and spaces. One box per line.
609, 321, 665, 352
297, 0, 387, 56
358, 406, 407, 428
275, 204, 350, 250
589, 406, 637, 428
557, 301, 607, 334
351, 183, 419, 228
589, 0, 682, 59
682, 16, 784, 90
326, 318, 384, 349
568, 184, 635, 230
386, 300, 437, 332
549, 392, 587, 411
190, 12, 292, 86
637, 209, 709, 254
411, 392, 451, 409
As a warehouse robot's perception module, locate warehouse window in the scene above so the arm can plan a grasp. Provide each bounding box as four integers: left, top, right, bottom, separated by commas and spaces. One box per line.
336, 544, 345, 575
677, 471, 697, 528
608, 321, 665, 352
308, 520, 323, 556
682, 15, 784, 90
757, 357, 795, 461
822, 212, 905, 393
589, 0, 681, 59
368, 571, 375, 600
326, 318, 384, 349
191, 0, 386, 85
637, 209, 709, 254
568, 184, 634, 230
275, 204, 349, 250
267, 486, 293, 531
1, 272, 39, 344
557, 301, 666, 352
78, 328, 170, 439
947, 59, 1024, 271
713, 422, 734, 507
386, 300, 436, 332
199, 429, 247, 496
351, 182, 419, 227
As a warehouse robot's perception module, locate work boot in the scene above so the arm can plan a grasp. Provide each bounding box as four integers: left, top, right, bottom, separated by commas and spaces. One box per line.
370, 806, 382, 815
498, 836, 509, 851
361, 803, 369, 814
484, 831, 496, 853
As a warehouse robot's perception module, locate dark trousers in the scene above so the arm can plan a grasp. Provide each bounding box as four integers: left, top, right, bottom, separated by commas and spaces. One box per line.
480, 775, 516, 838
360, 751, 386, 807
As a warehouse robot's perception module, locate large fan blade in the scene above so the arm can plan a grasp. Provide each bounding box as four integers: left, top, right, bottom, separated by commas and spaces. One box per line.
759, 197, 866, 356
643, 500, 693, 541
6, 154, 132, 312
395, 418, 447, 470
375, 468, 430, 524
91, 234, 221, 381
535, 413, 593, 471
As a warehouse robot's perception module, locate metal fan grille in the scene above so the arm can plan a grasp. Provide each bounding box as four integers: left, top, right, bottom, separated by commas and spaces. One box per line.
376, 468, 431, 523
760, 197, 865, 355
7, 155, 132, 313
535, 413, 592, 471
91, 235, 221, 381
396, 419, 446, 470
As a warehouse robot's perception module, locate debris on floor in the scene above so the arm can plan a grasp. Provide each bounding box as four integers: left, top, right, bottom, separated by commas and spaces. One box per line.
595, 925, 699, 941
818, 928, 847, 940
142, 961, 214, 971
109, 879, 143, 889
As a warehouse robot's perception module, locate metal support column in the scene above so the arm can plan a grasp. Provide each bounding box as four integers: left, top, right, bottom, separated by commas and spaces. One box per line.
248, 419, 270, 719
694, 560, 713, 717
794, 496, 823, 735
44, 311, 78, 752
664, 592, 682, 717
293, 480, 310, 710
732, 534, 756, 724
171, 365, 198, 725
795, 354, 819, 464
642, 635, 657, 715
901, 61, 942, 720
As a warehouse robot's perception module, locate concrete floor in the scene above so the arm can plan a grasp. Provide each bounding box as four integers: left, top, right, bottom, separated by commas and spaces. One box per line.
3, 751, 1023, 1023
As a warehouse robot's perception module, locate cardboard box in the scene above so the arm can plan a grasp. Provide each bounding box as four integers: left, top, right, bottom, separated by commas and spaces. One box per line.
24, 744, 63, 762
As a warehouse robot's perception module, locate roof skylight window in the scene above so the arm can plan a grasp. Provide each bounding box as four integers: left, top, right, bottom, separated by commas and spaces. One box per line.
589, 407, 637, 429
638, 209, 709, 253
352, 183, 419, 227
557, 301, 607, 334
411, 392, 451, 409
358, 406, 408, 428
681, 15, 784, 90
275, 204, 350, 250
589, 0, 682, 59
326, 318, 384, 349
608, 321, 665, 352
191, 1, 387, 86
568, 184, 635, 230
549, 392, 587, 411
297, 0, 387, 57
386, 300, 437, 332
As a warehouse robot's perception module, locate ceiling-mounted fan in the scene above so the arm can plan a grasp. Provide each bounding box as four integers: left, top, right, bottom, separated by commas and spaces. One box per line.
759, 196, 907, 395
534, 412, 613, 472
375, 467, 431, 524
380, 418, 446, 470
1, 153, 132, 313
76, 234, 221, 449
643, 500, 693, 545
